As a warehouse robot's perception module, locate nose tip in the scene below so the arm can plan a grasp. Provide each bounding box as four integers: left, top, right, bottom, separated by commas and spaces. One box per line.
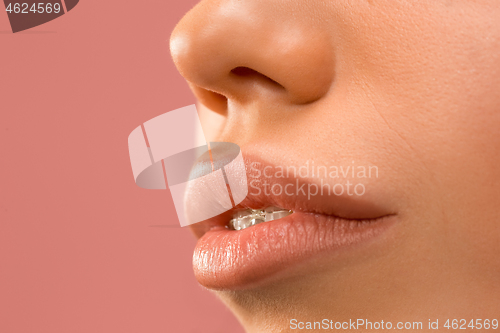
170, 0, 335, 111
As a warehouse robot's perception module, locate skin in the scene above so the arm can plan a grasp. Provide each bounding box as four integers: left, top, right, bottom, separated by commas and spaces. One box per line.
170, 1, 500, 332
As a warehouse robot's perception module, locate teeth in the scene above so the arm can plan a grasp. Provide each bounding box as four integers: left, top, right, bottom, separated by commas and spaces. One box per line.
229, 207, 293, 230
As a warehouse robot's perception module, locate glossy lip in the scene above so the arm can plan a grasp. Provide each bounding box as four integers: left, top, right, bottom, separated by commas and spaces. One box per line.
188, 154, 397, 290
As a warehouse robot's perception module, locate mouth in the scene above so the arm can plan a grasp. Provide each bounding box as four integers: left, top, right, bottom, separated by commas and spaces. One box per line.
187, 153, 397, 290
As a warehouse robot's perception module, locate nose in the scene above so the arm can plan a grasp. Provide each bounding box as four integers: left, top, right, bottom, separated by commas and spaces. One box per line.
170, 0, 335, 114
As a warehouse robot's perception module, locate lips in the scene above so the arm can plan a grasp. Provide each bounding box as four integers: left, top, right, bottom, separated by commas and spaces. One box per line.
187, 154, 397, 290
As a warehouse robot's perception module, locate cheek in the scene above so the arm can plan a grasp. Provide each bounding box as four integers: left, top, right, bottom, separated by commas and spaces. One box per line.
351, 5, 500, 268
337, 1, 500, 203
296, 1, 500, 264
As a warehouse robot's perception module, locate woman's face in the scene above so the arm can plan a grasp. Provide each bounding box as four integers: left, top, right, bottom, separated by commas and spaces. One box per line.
170, 0, 500, 331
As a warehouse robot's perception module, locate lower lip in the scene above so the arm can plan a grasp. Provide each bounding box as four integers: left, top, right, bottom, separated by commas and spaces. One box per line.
192, 212, 396, 290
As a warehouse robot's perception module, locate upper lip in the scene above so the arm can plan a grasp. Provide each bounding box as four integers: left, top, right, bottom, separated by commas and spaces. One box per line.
188, 153, 395, 238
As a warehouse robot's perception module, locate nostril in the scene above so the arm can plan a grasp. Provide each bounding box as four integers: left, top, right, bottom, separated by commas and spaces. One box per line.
190, 84, 228, 115
230, 67, 285, 90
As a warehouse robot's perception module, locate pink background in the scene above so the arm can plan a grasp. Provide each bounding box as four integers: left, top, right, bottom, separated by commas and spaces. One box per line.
0, 1, 244, 332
